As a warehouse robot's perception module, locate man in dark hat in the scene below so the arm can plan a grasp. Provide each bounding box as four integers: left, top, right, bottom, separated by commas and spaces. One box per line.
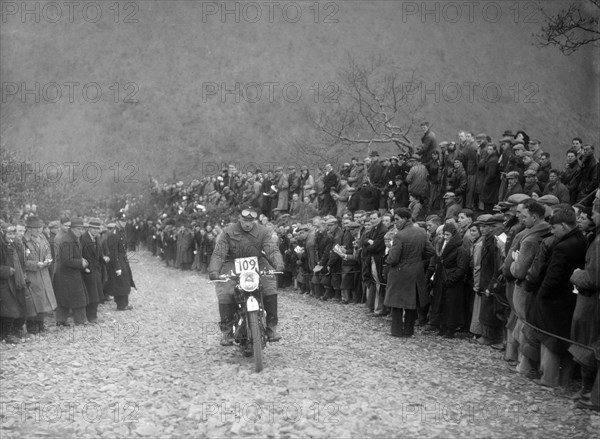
80, 218, 106, 323
105, 215, 137, 311
209, 207, 285, 345
52, 217, 89, 326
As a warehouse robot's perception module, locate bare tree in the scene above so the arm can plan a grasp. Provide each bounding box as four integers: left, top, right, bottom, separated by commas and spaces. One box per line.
534, 0, 600, 55
305, 54, 426, 160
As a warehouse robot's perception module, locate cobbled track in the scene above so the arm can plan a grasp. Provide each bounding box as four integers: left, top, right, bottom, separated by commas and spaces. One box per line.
1, 252, 598, 438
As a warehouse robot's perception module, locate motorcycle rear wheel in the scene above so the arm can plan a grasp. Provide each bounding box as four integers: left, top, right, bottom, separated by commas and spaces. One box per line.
247, 311, 264, 372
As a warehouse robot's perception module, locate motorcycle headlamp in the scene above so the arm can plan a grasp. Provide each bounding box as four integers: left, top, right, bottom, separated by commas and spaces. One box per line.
239, 270, 260, 292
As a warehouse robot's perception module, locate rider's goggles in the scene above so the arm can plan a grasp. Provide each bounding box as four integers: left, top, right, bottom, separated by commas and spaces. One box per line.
241, 209, 258, 220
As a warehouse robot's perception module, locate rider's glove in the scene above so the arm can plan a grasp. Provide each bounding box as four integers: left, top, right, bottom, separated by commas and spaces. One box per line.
209, 272, 220, 280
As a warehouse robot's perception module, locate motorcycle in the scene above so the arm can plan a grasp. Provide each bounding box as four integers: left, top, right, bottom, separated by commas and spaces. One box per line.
210, 256, 281, 373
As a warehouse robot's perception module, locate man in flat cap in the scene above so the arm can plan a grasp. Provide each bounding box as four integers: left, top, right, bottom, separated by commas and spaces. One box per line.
523, 169, 542, 197
475, 213, 506, 348
529, 138, 543, 164
504, 199, 552, 368
443, 192, 462, 221
503, 171, 523, 201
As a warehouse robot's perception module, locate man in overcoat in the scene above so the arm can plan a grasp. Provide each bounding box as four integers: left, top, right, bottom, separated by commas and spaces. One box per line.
52, 217, 89, 326
22, 216, 56, 333
80, 219, 107, 323
0, 225, 29, 342
527, 208, 587, 388
384, 208, 435, 337
569, 192, 600, 410
106, 216, 137, 311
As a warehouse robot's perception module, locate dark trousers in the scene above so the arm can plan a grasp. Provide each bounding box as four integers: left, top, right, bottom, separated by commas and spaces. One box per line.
86, 302, 99, 321
115, 295, 130, 310
391, 308, 417, 336
56, 306, 86, 325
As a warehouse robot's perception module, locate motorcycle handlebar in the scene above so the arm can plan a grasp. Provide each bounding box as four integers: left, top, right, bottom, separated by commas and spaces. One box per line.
207, 270, 283, 283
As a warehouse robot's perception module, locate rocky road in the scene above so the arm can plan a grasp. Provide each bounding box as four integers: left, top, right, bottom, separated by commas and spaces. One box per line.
1, 252, 598, 438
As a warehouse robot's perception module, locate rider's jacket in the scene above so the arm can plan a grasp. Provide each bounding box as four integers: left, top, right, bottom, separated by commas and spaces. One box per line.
208, 222, 284, 276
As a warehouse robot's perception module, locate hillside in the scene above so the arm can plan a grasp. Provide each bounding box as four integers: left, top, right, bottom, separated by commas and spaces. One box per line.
1, 0, 598, 195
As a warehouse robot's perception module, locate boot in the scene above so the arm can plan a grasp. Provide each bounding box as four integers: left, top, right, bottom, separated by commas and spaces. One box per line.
263, 295, 281, 342
218, 303, 236, 346
390, 308, 404, 337
403, 309, 416, 337
26, 319, 39, 335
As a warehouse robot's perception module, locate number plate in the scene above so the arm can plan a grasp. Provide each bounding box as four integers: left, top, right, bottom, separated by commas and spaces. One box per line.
234, 256, 259, 274
246, 296, 260, 312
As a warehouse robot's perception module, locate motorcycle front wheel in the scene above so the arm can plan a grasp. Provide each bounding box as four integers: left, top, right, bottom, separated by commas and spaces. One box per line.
247, 311, 264, 372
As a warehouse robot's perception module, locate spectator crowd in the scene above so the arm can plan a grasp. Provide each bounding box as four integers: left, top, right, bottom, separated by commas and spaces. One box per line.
1, 122, 599, 413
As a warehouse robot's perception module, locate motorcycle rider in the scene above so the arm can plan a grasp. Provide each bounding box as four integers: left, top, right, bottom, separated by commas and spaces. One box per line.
209, 207, 284, 346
